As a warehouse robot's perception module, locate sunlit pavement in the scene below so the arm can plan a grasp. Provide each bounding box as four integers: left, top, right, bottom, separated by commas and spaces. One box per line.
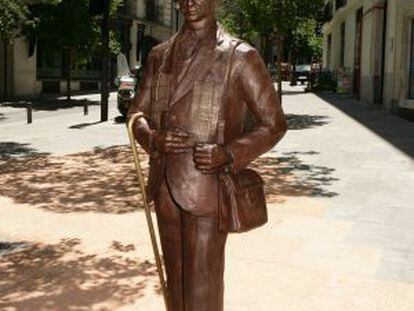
1, 85, 414, 310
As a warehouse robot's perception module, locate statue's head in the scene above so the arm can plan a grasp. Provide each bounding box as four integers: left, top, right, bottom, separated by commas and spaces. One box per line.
177, 0, 219, 24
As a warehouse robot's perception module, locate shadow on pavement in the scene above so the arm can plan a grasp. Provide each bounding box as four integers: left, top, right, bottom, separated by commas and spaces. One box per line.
114, 116, 127, 124
0, 142, 49, 159
69, 115, 126, 129
0, 113, 5, 122
0, 239, 157, 310
286, 114, 330, 130
69, 121, 102, 130
253, 152, 338, 203
0, 146, 338, 213
282, 90, 308, 96
0, 145, 146, 214
318, 94, 414, 159
1, 98, 99, 111
0, 242, 27, 256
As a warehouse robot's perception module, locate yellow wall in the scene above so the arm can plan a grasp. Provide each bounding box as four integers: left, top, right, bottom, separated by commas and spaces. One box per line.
323, 0, 388, 104
383, 0, 414, 110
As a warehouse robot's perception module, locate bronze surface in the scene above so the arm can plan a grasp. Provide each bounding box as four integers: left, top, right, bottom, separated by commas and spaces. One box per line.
127, 1, 287, 309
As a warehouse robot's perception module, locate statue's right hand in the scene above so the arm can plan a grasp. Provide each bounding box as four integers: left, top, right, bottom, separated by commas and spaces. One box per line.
153, 129, 190, 154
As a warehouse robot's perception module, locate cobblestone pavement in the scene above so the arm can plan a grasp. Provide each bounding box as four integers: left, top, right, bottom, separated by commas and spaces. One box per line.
0, 86, 413, 310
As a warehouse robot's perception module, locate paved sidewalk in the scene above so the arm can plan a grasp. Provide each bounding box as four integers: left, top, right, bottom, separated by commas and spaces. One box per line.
0, 93, 128, 157
0, 87, 413, 310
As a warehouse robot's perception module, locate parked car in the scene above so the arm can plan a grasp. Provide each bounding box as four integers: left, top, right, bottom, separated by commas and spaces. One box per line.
115, 54, 143, 117
295, 64, 312, 85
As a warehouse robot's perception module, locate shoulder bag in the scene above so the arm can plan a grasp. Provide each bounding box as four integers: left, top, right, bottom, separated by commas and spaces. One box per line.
217, 40, 268, 233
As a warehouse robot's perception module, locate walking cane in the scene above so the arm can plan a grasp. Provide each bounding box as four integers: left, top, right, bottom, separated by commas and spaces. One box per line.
127, 112, 170, 311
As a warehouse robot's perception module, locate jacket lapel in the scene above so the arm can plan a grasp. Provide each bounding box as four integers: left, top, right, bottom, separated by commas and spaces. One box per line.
169, 32, 218, 107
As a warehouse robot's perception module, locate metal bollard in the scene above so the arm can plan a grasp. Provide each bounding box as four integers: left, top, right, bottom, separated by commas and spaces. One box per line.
83, 103, 89, 116
27, 103, 32, 124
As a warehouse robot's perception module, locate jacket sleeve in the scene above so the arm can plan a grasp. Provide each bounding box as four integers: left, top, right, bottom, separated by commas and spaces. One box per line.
127, 49, 158, 154
226, 47, 287, 174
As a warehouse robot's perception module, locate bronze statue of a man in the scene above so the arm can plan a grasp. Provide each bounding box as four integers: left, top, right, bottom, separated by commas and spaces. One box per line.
128, 0, 287, 310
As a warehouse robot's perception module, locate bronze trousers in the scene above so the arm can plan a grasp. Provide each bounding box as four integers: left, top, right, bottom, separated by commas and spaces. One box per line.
154, 179, 227, 311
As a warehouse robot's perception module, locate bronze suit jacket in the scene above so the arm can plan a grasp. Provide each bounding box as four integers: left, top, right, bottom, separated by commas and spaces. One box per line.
128, 25, 287, 216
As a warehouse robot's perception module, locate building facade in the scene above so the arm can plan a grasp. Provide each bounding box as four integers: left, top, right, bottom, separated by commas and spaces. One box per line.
323, 0, 414, 119
0, 0, 180, 98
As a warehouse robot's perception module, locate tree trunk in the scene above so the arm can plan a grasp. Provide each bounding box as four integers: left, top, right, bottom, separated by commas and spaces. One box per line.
65, 48, 72, 101
276, 34, 283, 104
2, 42, 8, 98
101, 0, 110, 122
290, 50, 297, 86
264, 36, 272, 65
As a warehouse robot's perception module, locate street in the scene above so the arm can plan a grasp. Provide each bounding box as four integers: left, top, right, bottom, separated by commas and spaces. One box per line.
0, 84, 413, 310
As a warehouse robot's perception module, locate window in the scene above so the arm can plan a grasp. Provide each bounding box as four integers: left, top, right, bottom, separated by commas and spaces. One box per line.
340, 22, 346, 67
409, 20, 414, 99
145, 0, 157, 22
145, 0, 171, 26
37, 45, 101, 80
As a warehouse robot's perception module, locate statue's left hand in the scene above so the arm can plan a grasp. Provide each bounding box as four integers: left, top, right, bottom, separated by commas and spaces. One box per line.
193, 143, 231, 174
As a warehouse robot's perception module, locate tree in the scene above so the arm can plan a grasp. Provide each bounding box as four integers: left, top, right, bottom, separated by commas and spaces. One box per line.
219, 0, 324, 102
0, 0, 28, 43
28, 0, 101, 100
287, 18, 323, 85
217, 0, 257, 42
28, 0, 121, 102
0, 0, 27, 97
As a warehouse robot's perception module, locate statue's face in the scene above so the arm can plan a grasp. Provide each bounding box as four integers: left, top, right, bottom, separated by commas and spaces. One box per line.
178, 0, 218, 23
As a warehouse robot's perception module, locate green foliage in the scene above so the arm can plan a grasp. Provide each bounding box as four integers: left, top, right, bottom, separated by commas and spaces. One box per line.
30, 0, 100, 64
0, 0, 62, 43
218, 0, 272, 41
219, 0, 324, 100
288, 18, 323, 62
217, 1, 248, 39
109, 30, 122, 55
110, 0, 124, 15
27, 0, 122, 67
22, 0, 123, 69
219, 0, 324, 56
0, 0, 28, 42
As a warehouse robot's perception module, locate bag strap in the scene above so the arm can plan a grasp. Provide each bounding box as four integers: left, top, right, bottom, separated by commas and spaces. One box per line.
217, 39, 242, 145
